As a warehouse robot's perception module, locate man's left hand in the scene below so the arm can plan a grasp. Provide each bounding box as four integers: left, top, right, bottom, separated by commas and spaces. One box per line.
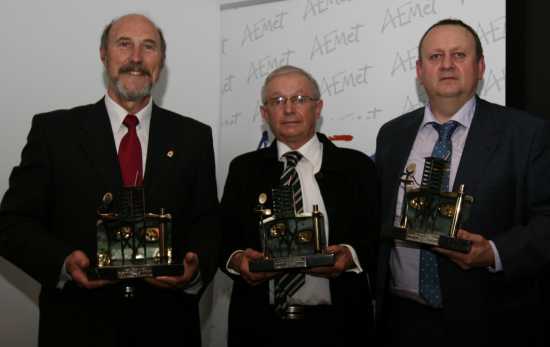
145, 252, 200, 289
433, 229, 495, 270
307, 245, 354, 278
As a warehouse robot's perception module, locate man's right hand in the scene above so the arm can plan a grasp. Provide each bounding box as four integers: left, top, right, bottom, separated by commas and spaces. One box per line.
229, 248, 277, 286
65, 250, 111, 289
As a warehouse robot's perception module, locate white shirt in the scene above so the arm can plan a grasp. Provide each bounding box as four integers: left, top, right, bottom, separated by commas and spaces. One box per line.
276, 135, 332, 305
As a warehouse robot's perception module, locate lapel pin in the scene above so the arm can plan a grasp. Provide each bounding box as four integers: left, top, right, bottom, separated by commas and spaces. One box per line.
102, 192, 113, 204
258, 193, 267, 205
167, 150, 175, 158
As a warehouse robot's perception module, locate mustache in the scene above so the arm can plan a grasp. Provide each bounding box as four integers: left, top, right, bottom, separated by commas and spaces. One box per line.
118, 63, 151, 76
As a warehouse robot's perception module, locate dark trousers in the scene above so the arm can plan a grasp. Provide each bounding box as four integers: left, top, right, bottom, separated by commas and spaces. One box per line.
229, 304, 372, 347
38, 281, 201, 347
379, 293, 544, 347
379, 295, 446, 347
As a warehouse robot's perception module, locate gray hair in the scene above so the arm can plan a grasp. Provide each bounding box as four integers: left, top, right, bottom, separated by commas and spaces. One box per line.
261, 65, 321, 104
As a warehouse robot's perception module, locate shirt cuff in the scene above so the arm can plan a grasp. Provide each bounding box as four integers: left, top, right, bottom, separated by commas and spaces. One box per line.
57, 256, 73, 289
225, 250, 244, 275
182, 270, 203, 295
340, 244, 363, 274
487, 240, 503, 272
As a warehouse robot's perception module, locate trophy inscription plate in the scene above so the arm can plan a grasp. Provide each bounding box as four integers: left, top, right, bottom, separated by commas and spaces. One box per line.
385, 157, 473, 253
250, 187, 334, 272
90, 187, 184, 280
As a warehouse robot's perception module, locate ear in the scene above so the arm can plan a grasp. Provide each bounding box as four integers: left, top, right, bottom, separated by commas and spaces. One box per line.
477, 55, 486, 80
100, 48, 106, 65
260, 105, 269, 122
315, 99, 324, 120
416, 59, 423, 83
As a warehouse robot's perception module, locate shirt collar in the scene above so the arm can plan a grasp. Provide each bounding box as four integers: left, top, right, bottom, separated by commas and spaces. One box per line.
277, 135, 323, 173
104, 93, 153, 132
421, 96, 476, 129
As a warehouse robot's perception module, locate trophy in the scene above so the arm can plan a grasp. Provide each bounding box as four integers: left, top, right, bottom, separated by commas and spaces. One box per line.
249, 187, 335, 272
90, 187, 184, 280
385, 157, 473, 253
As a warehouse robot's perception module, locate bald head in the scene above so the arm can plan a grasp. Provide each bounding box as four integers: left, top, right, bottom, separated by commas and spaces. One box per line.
100, 14, 166, 66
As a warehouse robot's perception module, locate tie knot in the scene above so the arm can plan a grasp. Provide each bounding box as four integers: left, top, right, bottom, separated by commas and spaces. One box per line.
123, 114, 139, 129
432, 120, 459, 142
283, 151, 302, 168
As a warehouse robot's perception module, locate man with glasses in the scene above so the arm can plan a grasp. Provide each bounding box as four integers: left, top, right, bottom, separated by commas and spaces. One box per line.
220, 65, 379, 347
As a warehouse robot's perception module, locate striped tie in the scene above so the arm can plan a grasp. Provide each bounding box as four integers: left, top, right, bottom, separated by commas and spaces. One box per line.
274, 151, 306, 317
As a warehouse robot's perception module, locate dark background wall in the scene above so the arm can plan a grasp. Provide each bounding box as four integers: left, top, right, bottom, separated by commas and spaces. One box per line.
507, 3, 549, 345
507, 1, 550, 119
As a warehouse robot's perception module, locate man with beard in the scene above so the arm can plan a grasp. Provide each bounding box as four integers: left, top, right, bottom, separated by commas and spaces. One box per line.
0, 14, 219, 347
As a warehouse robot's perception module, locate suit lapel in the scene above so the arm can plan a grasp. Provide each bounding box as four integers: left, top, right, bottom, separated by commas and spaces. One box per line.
144, 104, 173, 199
386, 110, 424, 214
78, 99, 121, 189
260, 142, 284, 203
453, 98, 501, 197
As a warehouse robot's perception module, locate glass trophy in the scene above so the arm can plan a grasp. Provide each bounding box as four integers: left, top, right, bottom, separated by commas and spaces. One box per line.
385, 157, 473, 253
249, 187, 335, 272
90, 187, 184, 280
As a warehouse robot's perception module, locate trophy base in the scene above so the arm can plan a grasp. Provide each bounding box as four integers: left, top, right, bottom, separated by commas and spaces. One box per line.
90, 263, 184, 280
385, 226, 471, 253
249, 253, 335, 272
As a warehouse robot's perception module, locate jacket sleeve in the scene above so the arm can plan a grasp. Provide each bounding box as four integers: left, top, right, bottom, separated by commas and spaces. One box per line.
0, 115, 72, 288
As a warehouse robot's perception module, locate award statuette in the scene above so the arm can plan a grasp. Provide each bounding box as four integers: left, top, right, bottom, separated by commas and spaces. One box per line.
385, 157, 474, 253
249, 187, 335, 272
91, 187, 184, 280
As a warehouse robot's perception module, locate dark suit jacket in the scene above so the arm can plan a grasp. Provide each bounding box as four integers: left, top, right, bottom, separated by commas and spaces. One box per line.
0, 99, 219, 347
220, 133, 379, 346
375, 97, 550, 345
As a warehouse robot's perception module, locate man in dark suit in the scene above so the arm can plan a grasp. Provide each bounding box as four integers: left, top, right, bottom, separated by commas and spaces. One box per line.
220, 65, 379, 347
0, 14, 219, 347
375, 18, 550, 346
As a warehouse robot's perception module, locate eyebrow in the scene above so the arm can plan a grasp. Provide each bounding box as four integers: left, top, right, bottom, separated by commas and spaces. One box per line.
142, 39, 158, 47
114, 36, 158, 45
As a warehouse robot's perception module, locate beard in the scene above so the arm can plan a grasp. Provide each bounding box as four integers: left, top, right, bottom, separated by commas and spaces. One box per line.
108, 60, 155, 102
114, 78, 153, 102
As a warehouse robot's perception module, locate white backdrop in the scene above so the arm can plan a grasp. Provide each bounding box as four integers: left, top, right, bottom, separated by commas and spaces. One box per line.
0, 1, 220, 346
218, 0, 506, 175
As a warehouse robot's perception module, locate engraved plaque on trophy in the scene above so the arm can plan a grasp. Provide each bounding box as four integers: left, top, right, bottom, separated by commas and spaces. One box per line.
249, 187, 335, 272
385, 157, 473, 253
91, 187, 184, 280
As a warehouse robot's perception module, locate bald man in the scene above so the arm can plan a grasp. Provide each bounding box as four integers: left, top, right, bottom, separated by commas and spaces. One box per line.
0, 14, 219, 347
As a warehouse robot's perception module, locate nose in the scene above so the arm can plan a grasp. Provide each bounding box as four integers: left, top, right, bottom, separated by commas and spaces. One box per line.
130, 45, 143, 63
283, 98, 295, 114
441, 53, 454, 70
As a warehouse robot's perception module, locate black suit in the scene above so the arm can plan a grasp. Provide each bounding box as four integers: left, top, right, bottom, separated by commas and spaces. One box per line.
375, 97, 550, 346
0, 99, 219, 347
220, 133, 379, 347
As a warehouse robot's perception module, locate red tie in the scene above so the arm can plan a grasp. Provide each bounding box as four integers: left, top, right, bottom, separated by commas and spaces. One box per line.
119, 114, 143, 187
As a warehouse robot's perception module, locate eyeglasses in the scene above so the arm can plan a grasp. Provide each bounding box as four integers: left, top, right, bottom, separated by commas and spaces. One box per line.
264, 95, 319, 108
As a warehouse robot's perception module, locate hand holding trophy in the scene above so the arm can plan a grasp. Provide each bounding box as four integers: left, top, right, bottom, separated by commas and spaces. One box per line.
249, 187, 334, 272
385, 157, 473, 253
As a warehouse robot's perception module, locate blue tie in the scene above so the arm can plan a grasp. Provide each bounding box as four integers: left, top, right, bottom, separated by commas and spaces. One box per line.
419, 120, 459, 307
